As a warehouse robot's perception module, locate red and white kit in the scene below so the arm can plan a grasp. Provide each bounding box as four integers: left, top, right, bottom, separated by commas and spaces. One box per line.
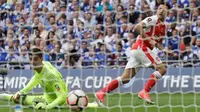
125, 15, 166, 69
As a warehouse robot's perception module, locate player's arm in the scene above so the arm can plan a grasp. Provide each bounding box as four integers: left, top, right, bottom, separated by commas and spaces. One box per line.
134, 22, 149, 39
134, 16, 157, 44
13, 75, 39, 102
156, 41, 173, 55
20, 75, 39, 93
155, 39, 165, 50
46, 81, 68, 109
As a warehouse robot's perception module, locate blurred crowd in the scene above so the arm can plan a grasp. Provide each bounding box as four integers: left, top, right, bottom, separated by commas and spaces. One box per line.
0, 0, 199, 69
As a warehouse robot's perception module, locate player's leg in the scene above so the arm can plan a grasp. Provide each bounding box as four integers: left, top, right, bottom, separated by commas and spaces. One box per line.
95, 68, 137, 106
0, 93, 13, 101
0, 92, 28, 104
138, 49, 166, 104
0, 92, 27, 104
0, 93, 44, 106
94, 50, 141, 106
24, 95, 44, 106
143, 63, 166, 92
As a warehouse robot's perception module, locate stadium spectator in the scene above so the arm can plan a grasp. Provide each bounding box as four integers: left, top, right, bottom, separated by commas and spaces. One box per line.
115, 5, 125, 21
95, 43, 113, 68
49, 43, 64, 67
166, 10, 177, 23
193, 20, 200, 39
0, 37, 7, 61
18, 45, 29, 63
62, 49, 82, 69
19, 27, 30, 45
82, 47, 96, 68
96, 0, 113, 12
38, 22, 48, 40
104, 27, 116, 52
84, 12, 97, 27
181, 45, 199, 67
5, 46, 18, 62
192, 38, 200, 58
38, 0, 53, 11
114, 43, 127, 67
168, 29, 180, 51
129, 4, 140, 24
32, 16, 40, 27
80, 0, 90, 12
168, 0, 178, 8
90, 30, 104, 48
0, 0, 199, 68
79, 41, 89, 56
46, 31, 56, 50
118, 21, 129, 38
33, 36, 42, 47
24, 40, 31, 51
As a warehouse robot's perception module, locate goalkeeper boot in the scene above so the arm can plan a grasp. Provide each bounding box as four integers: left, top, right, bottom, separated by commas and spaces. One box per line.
138, 90, 155, 104
94, 91, 105, 107
0, 93, 12, 101
87, 101, 99, 108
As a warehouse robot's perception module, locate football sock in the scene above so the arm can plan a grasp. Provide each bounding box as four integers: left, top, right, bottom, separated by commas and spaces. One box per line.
144, 71, 162, 92
100, 77, 122, 93
0, 93, 12, 101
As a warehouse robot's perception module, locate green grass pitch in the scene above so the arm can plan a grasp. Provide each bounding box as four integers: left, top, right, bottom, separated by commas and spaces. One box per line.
0, 93, 200, 112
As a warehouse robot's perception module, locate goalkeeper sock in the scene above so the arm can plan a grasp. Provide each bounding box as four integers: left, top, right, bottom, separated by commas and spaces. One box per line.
23, 96, 40, 105
100, 77, 122, 93
144, 71, 162, 92
0, 93, 12, 101
0, 93, 36, 106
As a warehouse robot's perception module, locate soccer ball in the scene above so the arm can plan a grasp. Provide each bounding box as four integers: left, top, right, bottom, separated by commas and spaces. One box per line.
67, 90, 88, 111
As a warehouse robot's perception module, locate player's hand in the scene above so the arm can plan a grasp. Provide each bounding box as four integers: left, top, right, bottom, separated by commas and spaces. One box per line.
149, 39, 157, 47
12, 91, 21, 103
45, 105, 53, 109
163, 49, 173, 55
34, 102, 46, 109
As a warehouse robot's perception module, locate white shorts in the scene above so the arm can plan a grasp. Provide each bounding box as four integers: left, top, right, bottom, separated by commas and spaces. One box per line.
125, 48, 162, 69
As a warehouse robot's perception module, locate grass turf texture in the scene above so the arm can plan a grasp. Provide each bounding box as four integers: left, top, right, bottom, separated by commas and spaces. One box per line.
0, 93, 199, 112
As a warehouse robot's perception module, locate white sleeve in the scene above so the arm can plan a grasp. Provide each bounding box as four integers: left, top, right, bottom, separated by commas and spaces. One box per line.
47, 2, 53, 11
142, 16, 158, 28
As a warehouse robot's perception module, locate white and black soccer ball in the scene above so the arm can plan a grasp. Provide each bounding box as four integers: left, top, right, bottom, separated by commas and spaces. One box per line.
66, 90, 88, 111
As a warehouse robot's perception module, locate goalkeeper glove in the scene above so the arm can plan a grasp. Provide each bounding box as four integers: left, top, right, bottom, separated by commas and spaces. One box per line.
34, 102, 46, 109
12, 91, 26, 104
12, 91, 21, 100
33, 103, 53, 109
32, 97, 47, 109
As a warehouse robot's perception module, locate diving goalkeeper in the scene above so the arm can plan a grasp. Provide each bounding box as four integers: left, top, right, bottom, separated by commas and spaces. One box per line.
0, 47, 68, 109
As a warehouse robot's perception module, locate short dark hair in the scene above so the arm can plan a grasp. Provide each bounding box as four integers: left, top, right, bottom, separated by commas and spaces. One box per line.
118, 43, 123, 48
49, 15, 55, 21
121, 15, 128, 19
29, 47, 43, 58
160, 2, 171, 9
81, 41, 87, 44
69, 49, 80, 62
9, 46, 14, 50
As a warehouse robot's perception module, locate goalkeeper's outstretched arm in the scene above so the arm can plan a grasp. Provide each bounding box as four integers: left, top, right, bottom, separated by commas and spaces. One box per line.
0, 75, 38, 105
12, 75, 38, 103
20, 75, 39, 94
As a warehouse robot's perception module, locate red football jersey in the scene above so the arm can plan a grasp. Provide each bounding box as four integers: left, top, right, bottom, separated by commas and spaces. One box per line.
132, 15, 166, 50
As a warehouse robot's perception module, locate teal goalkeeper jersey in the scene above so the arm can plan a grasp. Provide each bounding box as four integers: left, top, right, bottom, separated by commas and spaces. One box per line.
20, 61, 68, 108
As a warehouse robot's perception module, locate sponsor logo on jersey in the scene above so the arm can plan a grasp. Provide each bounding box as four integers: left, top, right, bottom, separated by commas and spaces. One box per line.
55, 84, 60, 91
156, 57, 160, 62
147, 18, 152, 22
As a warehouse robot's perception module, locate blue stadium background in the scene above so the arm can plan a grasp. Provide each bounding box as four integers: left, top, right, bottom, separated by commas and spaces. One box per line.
0, 0, 199, 69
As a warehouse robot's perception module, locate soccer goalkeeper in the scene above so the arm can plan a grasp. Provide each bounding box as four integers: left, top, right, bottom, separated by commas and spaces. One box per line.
0, 47, 68, 109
